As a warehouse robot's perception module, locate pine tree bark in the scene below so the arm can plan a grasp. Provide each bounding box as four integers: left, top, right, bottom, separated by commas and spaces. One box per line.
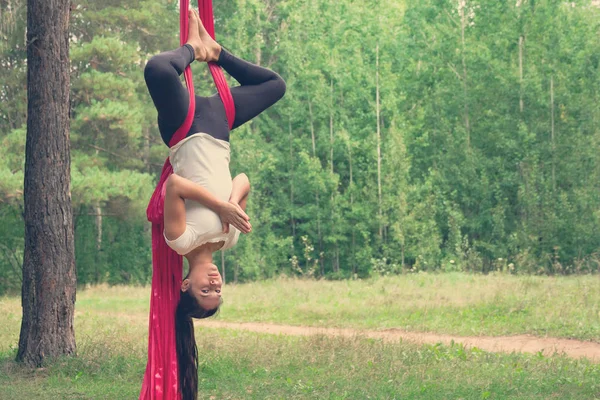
17, 0, 76, 367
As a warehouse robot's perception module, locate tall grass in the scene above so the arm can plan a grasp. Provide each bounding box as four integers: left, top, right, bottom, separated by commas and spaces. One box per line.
1, 327, 599, 399
69, 273, 600, 340
1, 274, 599, 399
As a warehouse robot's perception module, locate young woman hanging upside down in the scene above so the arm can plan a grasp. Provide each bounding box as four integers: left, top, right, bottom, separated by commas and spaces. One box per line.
143, 8, 285, 399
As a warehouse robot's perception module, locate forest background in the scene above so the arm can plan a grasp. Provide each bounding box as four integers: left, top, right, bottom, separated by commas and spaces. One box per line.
1, 0, 600, 293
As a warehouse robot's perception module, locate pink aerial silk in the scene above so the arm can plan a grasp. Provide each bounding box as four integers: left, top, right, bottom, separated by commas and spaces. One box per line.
139, 1, 235, 399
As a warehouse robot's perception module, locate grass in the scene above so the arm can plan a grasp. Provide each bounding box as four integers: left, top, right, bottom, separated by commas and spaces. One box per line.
1, 327, 599, 399
0, 273, 599, 399
218, 273, 600, 340
71, 273, 600, 340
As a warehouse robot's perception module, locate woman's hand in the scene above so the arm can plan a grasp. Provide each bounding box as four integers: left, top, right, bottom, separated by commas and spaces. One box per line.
217, 201, 252, 234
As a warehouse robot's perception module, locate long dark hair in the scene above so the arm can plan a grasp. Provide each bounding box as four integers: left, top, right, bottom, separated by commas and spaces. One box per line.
175, 290, 220, 400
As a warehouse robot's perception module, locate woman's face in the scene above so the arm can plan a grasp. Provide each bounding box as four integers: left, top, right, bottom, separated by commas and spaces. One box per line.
182, 262, 223, 310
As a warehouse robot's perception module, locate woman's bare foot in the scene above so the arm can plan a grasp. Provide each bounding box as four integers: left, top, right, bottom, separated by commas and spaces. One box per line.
186, 9, 206, 61
196, 13, 222, 62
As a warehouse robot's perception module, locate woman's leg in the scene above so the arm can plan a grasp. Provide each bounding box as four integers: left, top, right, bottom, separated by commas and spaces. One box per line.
144, 44, 195, 145
216, 50, 286, 130
144, 10, 210, 145
187, 50, 286, 142
184, 18, 285, 140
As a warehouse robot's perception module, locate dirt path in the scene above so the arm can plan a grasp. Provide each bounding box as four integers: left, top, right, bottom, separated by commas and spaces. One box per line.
202, 321, 600, 362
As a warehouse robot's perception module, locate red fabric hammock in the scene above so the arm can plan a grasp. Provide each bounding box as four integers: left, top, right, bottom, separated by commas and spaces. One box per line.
139, 1, 235, 399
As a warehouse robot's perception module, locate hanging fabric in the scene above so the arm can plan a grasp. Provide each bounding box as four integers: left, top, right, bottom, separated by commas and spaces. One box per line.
139, 1, 235, 398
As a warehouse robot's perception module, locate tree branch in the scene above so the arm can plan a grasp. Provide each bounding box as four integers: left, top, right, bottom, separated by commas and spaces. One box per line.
447, 62, 463, 81
84, 143, 164, 167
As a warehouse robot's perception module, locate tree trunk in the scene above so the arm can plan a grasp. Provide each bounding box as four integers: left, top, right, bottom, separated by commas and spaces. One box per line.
143, 126, 151, 173
95, 203, 102, 283
329, 80, 338, 272
330, 80, 334, 176
519, 35, 524, 113
17, 0, 76, 367
348, 139, 356, 277
308, 100, 324, 275
255, 14, 262, 66
221, 250, 226, 284
459, 0, 470, 145
376, 43, 383, 238
550, 75, 556, 193
347, 137, 356, 275
401, 243, 405, 269
289, 118, 295, 238
234, 259, 239, 284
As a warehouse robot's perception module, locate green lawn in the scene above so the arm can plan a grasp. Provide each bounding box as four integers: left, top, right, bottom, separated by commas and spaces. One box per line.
72, 273, 600, 340
1, 273, 599, 399
1, 327, 599, 399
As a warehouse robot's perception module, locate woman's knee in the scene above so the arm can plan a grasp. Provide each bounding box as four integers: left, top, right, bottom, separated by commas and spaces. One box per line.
272, 74, 287, 101
144, 55, 170, 83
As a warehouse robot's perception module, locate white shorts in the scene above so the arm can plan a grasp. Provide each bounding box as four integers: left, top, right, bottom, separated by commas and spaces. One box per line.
164, 226, 240, 256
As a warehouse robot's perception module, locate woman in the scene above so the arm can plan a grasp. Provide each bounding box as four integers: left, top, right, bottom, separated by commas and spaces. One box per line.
143, 9, 285, 399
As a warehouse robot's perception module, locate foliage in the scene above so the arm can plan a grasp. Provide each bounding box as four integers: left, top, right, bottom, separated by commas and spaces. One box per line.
1, 0, 600, 292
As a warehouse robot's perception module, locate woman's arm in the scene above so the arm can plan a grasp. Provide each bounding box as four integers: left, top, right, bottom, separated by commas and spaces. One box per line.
221, 173, 251, 233
229, 173, 251, 210
163, 174, 251, 240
